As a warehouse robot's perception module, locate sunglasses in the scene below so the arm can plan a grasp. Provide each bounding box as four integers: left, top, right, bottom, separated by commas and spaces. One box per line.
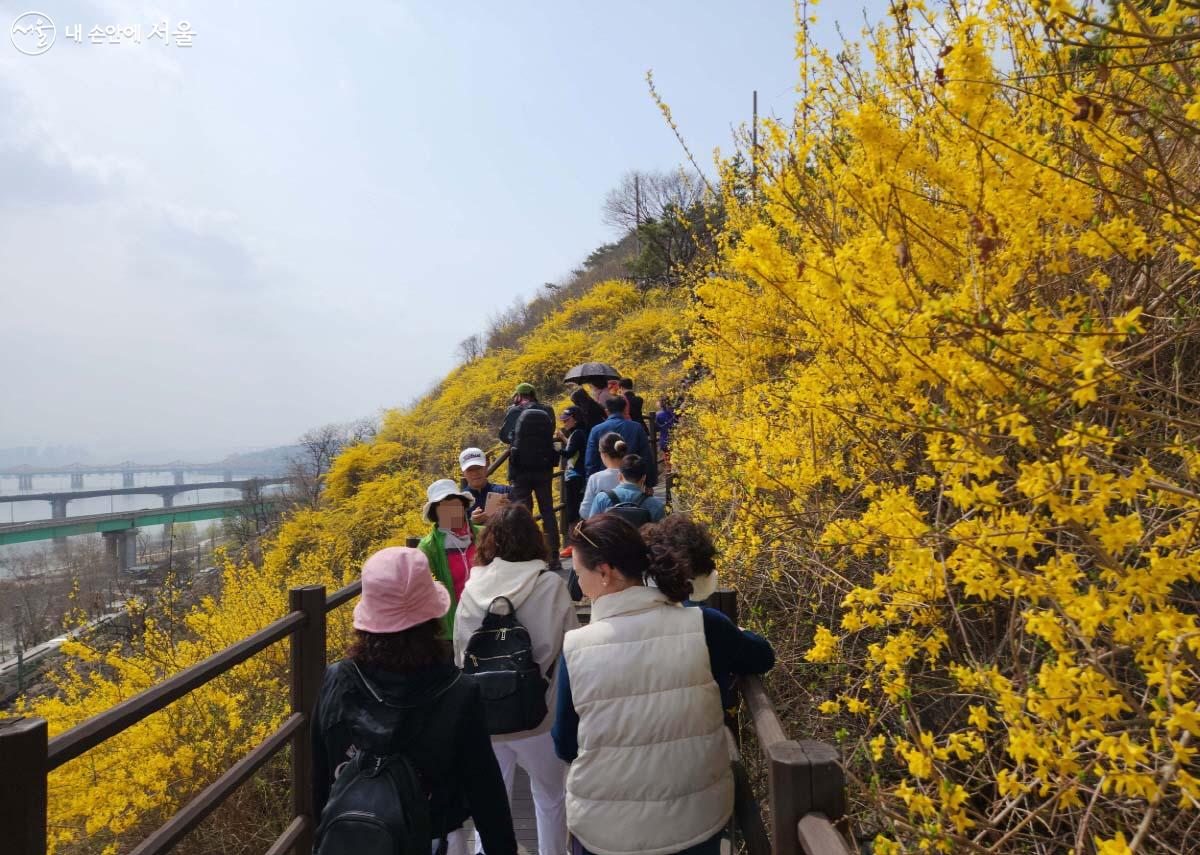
573, 521, 600, 549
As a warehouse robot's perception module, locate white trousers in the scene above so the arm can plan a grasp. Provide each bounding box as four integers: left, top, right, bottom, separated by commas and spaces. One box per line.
476, 729, 568, 855
442, 829, 469, 855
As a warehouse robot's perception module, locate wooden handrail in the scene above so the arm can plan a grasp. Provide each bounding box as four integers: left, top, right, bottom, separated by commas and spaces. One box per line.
742, 674, 788, 749
3, 570, 847, 855
264, 816, 310, 855
326, 579, 363, 612
732, 758, 772, 855
707, 590, 851, 855
2, 582, 341, 855
127, 713, 305, 855
48, 609, 306, 769
485, 448, 510, 478
798, 814, 848, 855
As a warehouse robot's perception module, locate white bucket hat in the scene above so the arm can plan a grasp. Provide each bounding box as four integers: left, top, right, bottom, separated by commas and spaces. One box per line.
422, 478, 475, 523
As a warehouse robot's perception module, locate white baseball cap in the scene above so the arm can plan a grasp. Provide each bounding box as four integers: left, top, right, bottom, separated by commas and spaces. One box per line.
459, 447, 488, 472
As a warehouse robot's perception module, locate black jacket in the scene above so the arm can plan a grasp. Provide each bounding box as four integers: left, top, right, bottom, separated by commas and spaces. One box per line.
311, 659, 518, 854
623, 391, 649, 436
499, 400, 556, 481
573, 395, 606, 433
558, 426, 587, 479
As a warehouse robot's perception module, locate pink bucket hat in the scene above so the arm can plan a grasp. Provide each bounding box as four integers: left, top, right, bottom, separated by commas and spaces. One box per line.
352, 547, 451, 633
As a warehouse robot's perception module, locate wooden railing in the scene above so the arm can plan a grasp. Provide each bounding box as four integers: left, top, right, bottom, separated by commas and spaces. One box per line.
0, 580, 353, 855
707, 590, 851, 855
0, 537, 837, 855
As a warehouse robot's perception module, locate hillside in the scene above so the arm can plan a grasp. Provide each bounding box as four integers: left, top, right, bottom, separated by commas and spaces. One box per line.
22, 277, 691, 854
21, 4, 1200, 854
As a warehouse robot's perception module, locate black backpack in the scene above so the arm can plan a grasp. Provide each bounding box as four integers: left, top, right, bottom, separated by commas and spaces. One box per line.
511, 406, 557, 470
604, 489, 654, 527
314, 663, 436, 855
462, 595, 553, 734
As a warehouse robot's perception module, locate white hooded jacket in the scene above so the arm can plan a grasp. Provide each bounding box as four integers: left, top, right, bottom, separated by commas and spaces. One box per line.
453, 557, 579, 740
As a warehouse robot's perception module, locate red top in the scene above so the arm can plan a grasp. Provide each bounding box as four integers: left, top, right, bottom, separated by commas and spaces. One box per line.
444, 530, 476, 600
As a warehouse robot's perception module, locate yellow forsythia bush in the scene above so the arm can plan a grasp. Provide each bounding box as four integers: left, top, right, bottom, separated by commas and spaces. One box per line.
675, 1, 1200, 851
22, 281, 686, 853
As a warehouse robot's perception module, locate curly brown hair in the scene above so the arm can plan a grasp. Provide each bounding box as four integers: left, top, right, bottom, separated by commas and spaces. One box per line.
473, 503, 548, 565
641, 515, 718, 580
570, 513, 693, 602
346, 619, 452, 671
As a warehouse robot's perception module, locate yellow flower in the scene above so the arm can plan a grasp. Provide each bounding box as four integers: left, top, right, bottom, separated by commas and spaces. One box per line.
1094, 832, 1132, 855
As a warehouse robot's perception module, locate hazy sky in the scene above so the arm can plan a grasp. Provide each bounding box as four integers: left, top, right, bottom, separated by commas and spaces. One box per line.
1, 0, 887, 461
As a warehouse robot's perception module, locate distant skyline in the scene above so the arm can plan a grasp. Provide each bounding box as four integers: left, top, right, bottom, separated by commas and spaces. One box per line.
1, 0, 890, 460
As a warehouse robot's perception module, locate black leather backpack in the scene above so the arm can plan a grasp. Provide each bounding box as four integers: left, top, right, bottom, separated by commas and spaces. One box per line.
462, 595, 553, 734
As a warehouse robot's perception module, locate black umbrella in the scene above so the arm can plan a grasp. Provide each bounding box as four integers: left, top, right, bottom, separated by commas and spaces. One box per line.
564, 362, 621, 387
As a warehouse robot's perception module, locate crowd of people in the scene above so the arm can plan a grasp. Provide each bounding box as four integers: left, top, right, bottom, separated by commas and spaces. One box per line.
310, 375, 768, 855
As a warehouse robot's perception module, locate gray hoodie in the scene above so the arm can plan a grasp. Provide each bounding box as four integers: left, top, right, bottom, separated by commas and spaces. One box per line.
453, 557, 579, 740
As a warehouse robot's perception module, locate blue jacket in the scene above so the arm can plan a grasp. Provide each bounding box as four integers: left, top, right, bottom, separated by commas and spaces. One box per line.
589, 481, 666, 522
584, 416, 657, 488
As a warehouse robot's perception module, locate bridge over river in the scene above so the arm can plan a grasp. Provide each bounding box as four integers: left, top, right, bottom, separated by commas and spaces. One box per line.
0, 461, 286, 491
0, 470, 290, 549
0, 500, 277, 568
0, 478, 287, 520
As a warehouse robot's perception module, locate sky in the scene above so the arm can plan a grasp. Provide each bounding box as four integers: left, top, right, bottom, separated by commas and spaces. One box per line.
1, 0, 889, 462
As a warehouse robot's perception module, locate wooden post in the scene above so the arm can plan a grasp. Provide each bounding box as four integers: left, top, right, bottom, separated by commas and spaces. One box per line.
707, 590, 743, 745
0, 716, 48, 855
558, 466, 569, 546
798, 740, 846, 820
707, 589, 739, 626
767, 740, 810, 855
289, 585, 326, 855
765, 739, 846, 855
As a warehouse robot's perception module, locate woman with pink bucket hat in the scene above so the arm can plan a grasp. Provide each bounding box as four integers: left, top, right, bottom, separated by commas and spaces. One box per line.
312, 547, 518, 855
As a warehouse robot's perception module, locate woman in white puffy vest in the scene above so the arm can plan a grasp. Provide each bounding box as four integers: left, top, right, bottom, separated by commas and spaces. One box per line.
551, 513, 775, 855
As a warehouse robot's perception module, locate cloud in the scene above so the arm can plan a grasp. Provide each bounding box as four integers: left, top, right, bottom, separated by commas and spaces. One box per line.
0, 81, 137, 208
134, 204, 266, 293
0, 138, 107, 208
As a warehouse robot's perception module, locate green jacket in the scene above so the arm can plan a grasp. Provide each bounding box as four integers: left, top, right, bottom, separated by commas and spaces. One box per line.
418, 523, 482, 638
